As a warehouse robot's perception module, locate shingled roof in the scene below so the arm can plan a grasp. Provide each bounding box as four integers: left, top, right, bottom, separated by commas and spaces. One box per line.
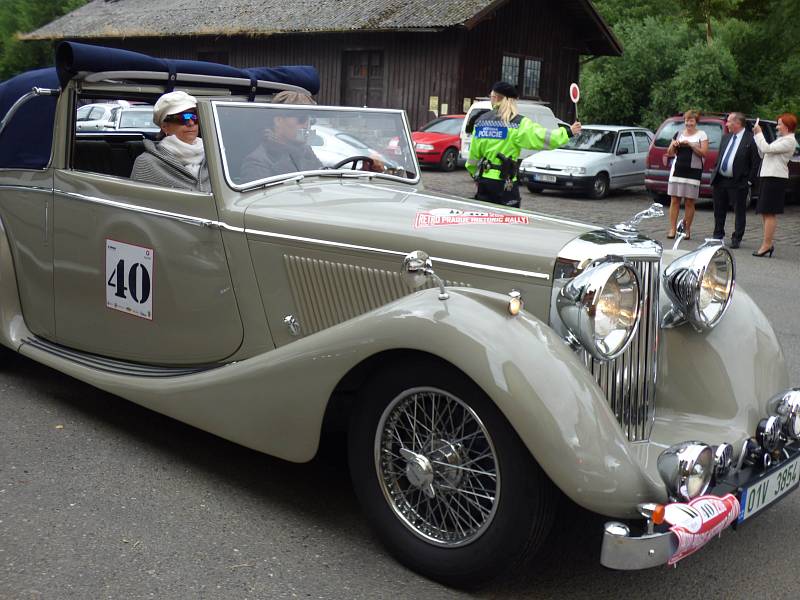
22, 0, 621, 55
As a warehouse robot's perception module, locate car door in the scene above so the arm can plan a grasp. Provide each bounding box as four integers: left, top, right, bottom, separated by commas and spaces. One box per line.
51, 115, 244, 365
609, 132, 637, 188
633, 131, 652, 186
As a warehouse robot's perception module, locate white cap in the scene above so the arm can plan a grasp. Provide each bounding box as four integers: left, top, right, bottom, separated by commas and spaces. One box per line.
153, 91, 197, 124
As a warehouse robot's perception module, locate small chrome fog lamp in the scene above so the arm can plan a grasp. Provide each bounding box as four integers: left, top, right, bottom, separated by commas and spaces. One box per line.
662, 245, 735, 331
556, 260, 640, 360
657, 442, 714, 501
713, 443, 733, 477
757, 416, 782, 452
768, 388, 800, 440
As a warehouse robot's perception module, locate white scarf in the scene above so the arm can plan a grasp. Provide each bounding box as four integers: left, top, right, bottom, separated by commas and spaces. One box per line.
159, 135, 205, 178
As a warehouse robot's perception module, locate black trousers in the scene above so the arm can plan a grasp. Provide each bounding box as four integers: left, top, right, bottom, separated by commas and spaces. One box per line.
712, 178, 749, 241
474, 177, 520, 207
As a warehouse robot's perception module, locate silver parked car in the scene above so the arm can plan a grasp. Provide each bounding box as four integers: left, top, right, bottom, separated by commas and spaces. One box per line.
520, 125, 654, 199
1, 43, 798, 588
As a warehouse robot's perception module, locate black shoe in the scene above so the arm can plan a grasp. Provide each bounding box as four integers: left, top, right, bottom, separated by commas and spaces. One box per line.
729, 239, 741, 249
752, 246, 774, 257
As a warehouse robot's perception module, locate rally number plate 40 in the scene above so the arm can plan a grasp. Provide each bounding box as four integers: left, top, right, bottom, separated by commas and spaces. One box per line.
738, 453, 800, 522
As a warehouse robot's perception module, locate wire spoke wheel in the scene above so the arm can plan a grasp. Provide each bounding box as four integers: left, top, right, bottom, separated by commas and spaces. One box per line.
374, 386, 500, 547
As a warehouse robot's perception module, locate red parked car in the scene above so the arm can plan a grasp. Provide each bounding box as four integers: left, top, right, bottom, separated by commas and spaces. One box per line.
411, 114, 465, 171
646, 113, 800, 204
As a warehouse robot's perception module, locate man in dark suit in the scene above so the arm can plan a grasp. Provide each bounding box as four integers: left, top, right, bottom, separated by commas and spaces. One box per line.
711, 112, 760, 248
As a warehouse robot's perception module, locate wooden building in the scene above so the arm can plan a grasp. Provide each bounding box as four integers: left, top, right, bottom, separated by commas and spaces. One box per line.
23, 0, 621, 128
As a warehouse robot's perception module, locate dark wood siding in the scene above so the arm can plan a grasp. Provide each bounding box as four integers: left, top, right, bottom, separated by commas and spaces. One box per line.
460, 1, 581, 121
103, 30, 465, 129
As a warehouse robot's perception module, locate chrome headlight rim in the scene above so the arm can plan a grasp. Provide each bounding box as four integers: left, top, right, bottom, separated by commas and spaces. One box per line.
556, 259, 641, 361
662, 245, 735, 332
657, 441, 714, 501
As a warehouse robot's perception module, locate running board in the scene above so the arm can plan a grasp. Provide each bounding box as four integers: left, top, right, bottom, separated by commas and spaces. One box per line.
21, 336, 223, 378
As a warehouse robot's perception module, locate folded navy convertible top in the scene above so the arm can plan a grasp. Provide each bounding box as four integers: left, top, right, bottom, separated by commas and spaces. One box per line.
0, 42, 320, 170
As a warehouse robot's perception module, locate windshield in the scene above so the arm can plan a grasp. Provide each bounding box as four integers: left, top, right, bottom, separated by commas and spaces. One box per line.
215, 104, 418, 186
654, 121, 724, 149
563, 129, 617, 152
420, 117, 463, 135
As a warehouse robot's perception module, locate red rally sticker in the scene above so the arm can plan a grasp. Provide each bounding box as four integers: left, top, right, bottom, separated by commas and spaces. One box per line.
414, 208, 529, 228
663, 494, 740, 565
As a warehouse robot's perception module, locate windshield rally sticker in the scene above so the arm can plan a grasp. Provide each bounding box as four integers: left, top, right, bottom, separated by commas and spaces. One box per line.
106, 239, 154, 320
414, 208, 529, 228
663, 494, 740, 565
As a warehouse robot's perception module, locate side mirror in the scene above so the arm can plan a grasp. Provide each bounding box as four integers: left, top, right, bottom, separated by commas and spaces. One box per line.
401, 251, 449, 301
617, 147, 629, 156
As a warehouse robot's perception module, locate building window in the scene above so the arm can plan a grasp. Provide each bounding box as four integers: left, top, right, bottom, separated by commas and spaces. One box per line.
522, 59, 541, 98
501, 55, 520, 88
501, 54, 542, 99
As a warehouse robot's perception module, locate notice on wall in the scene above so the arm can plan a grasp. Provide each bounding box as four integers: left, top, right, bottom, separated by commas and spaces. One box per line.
428, 95, 439, 117
440, 103, 448, 115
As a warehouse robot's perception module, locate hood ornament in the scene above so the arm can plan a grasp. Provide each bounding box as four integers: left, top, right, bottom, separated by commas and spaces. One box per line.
612, 203, 665, 234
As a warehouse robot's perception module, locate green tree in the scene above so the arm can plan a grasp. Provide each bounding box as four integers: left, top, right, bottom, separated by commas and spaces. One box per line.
674, 0, 742, 44
581, 17, 691, 129
0, 0, 87, 79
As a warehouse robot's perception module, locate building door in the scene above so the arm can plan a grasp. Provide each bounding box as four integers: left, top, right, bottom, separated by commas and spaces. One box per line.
341, 51, 384, 107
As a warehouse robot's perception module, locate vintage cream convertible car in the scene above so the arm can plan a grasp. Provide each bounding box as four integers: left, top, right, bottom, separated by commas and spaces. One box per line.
1, 44, 798, 588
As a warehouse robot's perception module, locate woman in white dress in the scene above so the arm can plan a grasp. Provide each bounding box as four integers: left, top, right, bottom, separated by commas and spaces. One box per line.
665, 110, 708, 239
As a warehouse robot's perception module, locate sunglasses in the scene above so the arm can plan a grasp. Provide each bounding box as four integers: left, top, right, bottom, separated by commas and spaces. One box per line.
164, 112, 198, 125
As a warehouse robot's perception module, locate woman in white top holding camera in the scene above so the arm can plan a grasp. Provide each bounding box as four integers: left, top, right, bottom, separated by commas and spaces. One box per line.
665, 110, 708, 240
751, 112, 797, 257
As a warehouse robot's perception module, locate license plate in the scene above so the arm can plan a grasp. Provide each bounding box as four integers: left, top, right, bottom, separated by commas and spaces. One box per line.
534, 174, 557, 183
738, 454, 800, 522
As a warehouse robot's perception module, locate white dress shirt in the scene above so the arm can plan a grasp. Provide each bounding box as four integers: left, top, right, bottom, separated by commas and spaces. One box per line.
718, 130, 742, 178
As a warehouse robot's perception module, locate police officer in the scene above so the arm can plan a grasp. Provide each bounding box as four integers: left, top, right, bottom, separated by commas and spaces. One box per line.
466, 81, 581, 207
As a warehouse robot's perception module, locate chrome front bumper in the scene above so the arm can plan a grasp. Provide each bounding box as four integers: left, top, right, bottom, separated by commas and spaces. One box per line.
601, 523, 678, 570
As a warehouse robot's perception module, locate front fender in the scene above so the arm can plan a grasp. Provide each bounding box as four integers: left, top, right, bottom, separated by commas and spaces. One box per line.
20, 286, 663, 516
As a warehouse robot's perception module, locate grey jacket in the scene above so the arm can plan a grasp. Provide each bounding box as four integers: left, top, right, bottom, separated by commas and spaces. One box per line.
131, 139, 211, 192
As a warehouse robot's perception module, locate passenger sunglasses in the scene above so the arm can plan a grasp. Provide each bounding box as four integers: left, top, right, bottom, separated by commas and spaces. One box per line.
164, 112, 198, 125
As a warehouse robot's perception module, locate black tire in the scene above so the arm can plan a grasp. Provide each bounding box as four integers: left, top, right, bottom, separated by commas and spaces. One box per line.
526, 183, 543, 193
589, 173, 609, 199
348, 359, 555, 589
439, 147, 458, 172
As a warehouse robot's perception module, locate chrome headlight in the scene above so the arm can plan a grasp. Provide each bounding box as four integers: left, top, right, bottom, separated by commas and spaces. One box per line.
556, 260, 640, 360
563, 165, 586, 175
657, 442, 714, 501
768, 388, 800, 440
662, 245, 734, 331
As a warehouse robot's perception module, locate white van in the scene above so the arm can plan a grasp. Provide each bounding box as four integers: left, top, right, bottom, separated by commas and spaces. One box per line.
459, 99, 562, 162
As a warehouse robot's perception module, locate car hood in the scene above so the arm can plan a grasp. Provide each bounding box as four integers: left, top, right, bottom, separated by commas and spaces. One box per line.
241, 180, 594, 289
522, 149, 606, 168
411, 132, 458, 145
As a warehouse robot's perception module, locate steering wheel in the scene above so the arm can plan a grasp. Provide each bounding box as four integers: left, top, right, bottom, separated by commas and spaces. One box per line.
332, 155, 376, 170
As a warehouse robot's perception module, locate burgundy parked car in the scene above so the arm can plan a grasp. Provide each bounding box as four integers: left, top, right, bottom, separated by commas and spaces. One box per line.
411, 114, 465, 171
645, 113, 800, 204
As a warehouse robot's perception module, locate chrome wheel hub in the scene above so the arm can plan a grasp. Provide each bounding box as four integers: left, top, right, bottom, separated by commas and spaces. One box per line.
375, 387, 500, 547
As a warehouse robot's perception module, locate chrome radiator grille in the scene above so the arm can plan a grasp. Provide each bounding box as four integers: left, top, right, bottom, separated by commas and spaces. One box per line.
581, 258, 660, 442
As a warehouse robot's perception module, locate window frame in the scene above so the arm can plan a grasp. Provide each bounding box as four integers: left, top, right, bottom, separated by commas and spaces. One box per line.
500, 53, 543, 100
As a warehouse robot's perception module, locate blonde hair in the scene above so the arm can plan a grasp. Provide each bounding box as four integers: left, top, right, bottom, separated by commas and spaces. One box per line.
496, 96, 519, 124
683, 109, 701, 121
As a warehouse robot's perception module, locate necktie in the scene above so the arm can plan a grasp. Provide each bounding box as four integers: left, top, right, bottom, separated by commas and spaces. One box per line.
721, 134, 736, 174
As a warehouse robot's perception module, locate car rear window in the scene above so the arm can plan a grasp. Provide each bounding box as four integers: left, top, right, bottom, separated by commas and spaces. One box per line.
654, 120, 724, 150
422, 118, 463, 135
